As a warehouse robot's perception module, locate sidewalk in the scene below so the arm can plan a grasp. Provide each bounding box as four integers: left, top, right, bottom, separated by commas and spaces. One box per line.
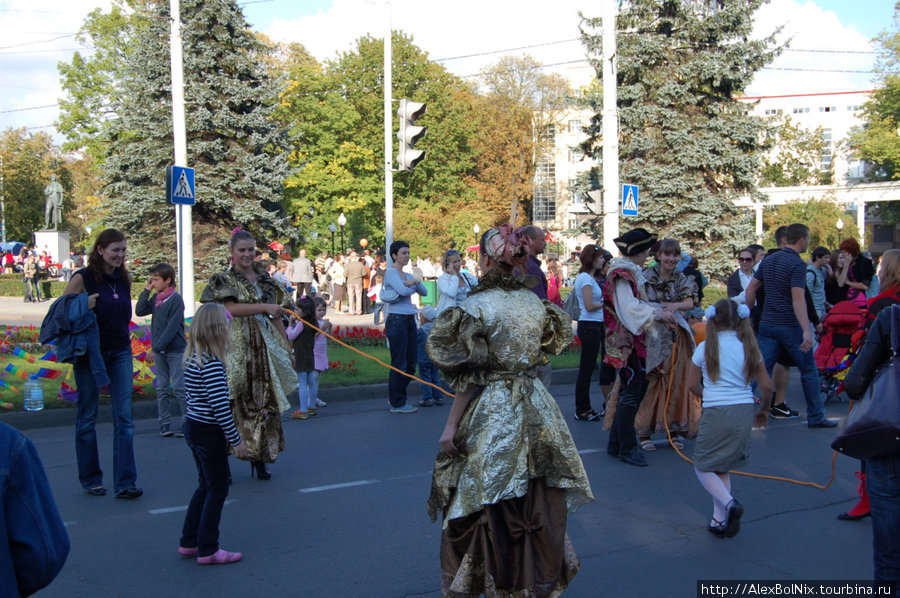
0, 294, 383, 329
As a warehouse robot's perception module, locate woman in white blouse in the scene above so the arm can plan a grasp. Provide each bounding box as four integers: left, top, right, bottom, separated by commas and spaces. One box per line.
436, 249, 477, 315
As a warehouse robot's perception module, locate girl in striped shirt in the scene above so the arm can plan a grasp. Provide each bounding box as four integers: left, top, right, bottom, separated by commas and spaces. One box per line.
177, 303, 247, 565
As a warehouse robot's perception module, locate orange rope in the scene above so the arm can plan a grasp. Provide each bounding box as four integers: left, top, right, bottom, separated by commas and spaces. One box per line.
661, 337, 843, 489
284, 309, 454, 398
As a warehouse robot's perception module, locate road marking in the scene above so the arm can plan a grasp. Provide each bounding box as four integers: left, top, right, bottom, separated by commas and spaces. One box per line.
578, 448, 604, 455
299, 479, 379, 493
149, 500, 233, 515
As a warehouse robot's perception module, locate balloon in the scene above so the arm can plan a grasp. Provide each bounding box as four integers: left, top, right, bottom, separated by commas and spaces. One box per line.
360, 238, 368, 248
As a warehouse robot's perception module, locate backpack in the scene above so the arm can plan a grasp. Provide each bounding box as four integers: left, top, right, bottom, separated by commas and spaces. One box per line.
563, 289, 580, 320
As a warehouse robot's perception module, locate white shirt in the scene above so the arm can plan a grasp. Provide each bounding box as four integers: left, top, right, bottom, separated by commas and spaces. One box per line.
732, 270, 753, 305
691, 331, 756, 407
574, 272, 604, 323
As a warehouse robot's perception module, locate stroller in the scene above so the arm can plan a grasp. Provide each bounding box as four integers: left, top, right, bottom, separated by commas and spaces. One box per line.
814, 300, 867, 403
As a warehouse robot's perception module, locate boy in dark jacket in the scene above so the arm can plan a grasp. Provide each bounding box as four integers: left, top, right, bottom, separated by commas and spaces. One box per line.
135, 263, 187, 437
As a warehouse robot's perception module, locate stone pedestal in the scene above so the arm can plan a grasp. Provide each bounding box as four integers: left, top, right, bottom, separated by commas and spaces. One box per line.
33, 230, 70, 264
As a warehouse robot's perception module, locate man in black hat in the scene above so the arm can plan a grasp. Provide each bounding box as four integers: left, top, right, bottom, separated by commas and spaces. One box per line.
602, 228, 676, 467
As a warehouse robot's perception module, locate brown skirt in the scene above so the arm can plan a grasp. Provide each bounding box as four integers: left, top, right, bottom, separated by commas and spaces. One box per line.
440, 478, 579, 598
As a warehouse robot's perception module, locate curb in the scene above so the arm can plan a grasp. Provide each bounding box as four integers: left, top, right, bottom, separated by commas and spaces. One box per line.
2, 368, 580, 431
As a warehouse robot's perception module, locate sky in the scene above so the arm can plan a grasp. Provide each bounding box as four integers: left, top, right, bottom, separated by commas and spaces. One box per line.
0, 0, 895, 141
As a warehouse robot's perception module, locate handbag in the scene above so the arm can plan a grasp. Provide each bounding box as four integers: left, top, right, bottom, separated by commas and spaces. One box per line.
378, 275, 402, 304
562, 288, 580, 320
831, 305, 900, 460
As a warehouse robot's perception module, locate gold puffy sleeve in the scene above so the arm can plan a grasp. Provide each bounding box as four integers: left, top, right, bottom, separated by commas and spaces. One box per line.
200, 272, 241, 304
542, 300, 574, 356
425, 307, 491, 391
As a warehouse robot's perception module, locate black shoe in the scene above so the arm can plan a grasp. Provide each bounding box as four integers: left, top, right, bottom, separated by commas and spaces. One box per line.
160, 428, 174, 438
809, 419, 838, 428
619, 451, 649, 467
116, 487, 143, 499
723, 499, 743, 538
574, 409, 601, 422
250, 460, 271, 480
707, 519, 726, 538
837, 510, 870, 521
770, 403, 798, 419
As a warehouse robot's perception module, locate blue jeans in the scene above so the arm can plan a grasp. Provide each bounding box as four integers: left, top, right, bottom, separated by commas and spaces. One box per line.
372, 302, 386, 326
868, 455, 900, 589
608, 352, 648, 457
758, 324, 825, 424
181, 419, 230, 558
417, 329, 441, 400
297, 370, 320, 411
155, 351, 185, 431
386, 314, 417, 408
74, 348, 137, 493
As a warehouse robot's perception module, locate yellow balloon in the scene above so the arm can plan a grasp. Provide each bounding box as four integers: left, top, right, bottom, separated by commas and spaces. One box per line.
360, 238, 368, 248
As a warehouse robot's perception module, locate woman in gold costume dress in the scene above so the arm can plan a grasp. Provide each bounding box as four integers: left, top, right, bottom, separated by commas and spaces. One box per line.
634, 238, 700, 451
200, 229, 297, 480
426, 225, 594, 598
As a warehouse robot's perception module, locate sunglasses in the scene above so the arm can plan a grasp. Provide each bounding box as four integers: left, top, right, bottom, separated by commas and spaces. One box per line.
738, 257, 753, 262
446, 250, 460, 255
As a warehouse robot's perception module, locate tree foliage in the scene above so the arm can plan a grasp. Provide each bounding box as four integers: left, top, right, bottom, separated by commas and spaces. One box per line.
0, 129, 68, 242
850, 3, 900, 225
63, 0, 291, 276
759, 115, 832, 187
580, 0, 781, 276
762, 197, 852, 251
275, 32, 481, 257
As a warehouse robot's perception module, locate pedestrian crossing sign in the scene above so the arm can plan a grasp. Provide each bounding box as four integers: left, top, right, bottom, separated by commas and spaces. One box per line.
622, 184, 638, 216
166, 165, 195, 205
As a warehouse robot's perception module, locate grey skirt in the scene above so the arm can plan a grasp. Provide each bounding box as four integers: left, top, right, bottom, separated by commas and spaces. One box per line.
692, 403, 756, 473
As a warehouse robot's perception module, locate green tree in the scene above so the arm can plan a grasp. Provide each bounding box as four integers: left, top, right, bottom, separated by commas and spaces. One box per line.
759, 115, 832, 187
57, 0, 150, 164
849, 2, 900, 225
580, 0, 781, 276
78, 0, 291, 275
0, 129, 67, 242
477, 55, 573, 226
762, 197, 851, 251
276, 32, 480, 256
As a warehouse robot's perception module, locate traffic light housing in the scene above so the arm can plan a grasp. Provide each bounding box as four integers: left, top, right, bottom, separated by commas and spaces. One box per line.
397, 99, 426, 172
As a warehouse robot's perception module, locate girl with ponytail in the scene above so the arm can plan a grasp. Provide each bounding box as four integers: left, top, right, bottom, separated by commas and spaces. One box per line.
687, 299, 773, 539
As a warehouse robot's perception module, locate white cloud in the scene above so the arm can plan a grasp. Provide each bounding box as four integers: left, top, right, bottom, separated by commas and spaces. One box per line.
0, 0, 112, 134
265, 0, 597, 88
747, 0, 877, 96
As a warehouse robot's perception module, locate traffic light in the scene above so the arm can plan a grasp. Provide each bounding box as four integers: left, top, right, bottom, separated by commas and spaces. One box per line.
397, 99, 426, 172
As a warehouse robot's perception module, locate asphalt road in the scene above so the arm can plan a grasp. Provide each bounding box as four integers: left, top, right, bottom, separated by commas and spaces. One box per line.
17, 376, 873, 598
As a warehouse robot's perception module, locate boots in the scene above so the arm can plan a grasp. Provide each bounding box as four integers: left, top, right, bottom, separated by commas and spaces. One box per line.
837, 471, 870, 520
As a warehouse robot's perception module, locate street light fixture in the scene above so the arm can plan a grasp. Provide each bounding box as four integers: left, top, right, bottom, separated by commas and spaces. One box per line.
473, 223, 480, 245
836, 218, 845, 231
337, 212, 347, 254
329, 222, 337, 256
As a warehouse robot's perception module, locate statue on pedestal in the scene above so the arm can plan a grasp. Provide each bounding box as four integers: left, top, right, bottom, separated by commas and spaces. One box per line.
43, 175, 64, 230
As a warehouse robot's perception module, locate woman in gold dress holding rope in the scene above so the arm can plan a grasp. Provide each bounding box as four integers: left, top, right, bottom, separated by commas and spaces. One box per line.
200, 229, 297, 480
426, 225, 593, 597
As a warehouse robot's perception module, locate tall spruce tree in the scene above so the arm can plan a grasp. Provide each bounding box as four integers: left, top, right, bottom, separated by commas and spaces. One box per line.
580, 0, 780, 276
99, 0, 290, 275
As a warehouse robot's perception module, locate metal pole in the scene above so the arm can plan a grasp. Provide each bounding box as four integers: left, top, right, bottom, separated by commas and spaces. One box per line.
0, 155, 5, 243
384, 0, 393, 267
601, 0, 619, 254
857, 201, 866, 247
340, 227, 345, 254
170, 0, 195, 316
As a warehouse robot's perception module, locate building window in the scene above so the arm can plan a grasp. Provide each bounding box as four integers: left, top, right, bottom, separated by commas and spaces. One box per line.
533, 161, 556, 222
819, 106, 837, 113
847, 105, 861, 111
568, 148, 583, 163
873, 225, 895, 244
764, 108, 783, 116
570, 190, 583, 206
568, 119, 583, 134
847, 159, 866, 179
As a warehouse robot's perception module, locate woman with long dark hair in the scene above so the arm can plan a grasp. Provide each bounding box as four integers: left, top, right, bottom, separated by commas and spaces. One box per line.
62, 228, 141, 498
427, 225, 593, 595
573, 244, 608, 422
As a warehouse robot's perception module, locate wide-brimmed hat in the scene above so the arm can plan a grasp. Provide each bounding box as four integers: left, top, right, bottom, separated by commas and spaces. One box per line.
613, 228, 657, 256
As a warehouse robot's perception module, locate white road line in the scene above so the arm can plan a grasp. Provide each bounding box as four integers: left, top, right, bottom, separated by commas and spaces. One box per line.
149, 500, 233, 515
578, 448, 604, 455
299, 479, 379, 493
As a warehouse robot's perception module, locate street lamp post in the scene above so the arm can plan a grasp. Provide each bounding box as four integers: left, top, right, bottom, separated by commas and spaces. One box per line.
338, 212, 347, 255
329, 222, 336, 256
473, 223, 480, 245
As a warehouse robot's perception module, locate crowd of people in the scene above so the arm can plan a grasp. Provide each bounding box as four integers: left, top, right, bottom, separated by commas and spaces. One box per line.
8, 221, 900, 597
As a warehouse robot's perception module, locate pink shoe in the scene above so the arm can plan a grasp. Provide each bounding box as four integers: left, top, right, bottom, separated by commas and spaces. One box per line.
178, 546, 198, 558
197, 549, 243, 565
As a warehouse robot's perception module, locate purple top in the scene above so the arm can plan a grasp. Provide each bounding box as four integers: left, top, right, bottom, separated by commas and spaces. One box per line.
525, 255, 548, 301
76, 267, 132, 352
